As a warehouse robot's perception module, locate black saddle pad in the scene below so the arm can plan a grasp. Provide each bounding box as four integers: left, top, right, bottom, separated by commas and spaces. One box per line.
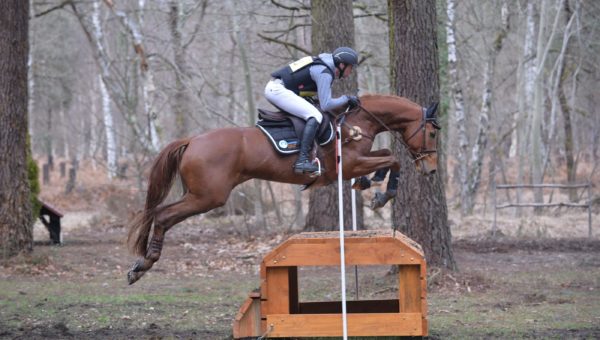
256, 109, 335, 155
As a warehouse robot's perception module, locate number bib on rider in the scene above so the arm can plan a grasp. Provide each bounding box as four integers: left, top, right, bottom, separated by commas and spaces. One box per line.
288, 56, 314, 72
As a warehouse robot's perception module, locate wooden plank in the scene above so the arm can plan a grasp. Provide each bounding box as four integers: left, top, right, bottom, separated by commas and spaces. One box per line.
266, 313, 423, 337
298, 300, 399, 314
262, 231, 426, 267
39, 200, 64, 217
420, 263, 428, 336
398, 265, 421, 313
264, 241, 423, 267
264, 267, 290, 315
233, 294, 261, 338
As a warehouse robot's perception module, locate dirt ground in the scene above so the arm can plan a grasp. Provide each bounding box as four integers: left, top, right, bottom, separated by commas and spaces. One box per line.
1, 161, 599, 339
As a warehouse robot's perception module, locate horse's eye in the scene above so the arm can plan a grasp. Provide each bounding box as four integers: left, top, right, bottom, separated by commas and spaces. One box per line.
429, 132, 436, 139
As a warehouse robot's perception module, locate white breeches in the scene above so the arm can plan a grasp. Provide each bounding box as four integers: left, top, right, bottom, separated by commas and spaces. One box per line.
264, 79, 323, 123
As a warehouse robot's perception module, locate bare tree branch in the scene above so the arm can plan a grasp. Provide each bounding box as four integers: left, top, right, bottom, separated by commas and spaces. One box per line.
257, 32, 310, 55
270, 0, 310, 11
33, 0, 72, 18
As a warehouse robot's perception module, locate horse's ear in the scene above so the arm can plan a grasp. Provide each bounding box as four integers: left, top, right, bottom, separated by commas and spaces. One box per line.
426, 102, 439, 119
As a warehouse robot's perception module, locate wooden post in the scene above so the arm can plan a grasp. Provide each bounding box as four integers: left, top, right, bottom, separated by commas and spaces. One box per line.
42, 163, 50, 184
60, 162, 66, 178
65, 168, 76, 194
588, 182, 592, 238
398, 265, 421, 313
492, 180, 497, 236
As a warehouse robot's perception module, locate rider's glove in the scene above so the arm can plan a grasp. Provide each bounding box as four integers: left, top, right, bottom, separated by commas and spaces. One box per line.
348, 95, 360, 109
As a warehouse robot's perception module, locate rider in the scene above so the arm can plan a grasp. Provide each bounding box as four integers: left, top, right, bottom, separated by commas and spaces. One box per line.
265, 47, 360, 174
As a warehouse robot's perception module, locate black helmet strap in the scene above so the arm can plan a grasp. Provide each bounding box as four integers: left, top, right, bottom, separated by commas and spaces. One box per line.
337, 63, 349, 79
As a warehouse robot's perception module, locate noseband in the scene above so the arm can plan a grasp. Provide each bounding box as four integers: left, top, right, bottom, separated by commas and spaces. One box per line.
356, 104, 440, 163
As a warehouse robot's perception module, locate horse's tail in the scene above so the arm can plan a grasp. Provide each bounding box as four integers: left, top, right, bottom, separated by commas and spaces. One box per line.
127, 138, 191, 257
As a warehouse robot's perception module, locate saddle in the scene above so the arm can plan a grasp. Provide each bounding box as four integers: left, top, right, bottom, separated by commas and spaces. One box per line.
256, 109, 335, 155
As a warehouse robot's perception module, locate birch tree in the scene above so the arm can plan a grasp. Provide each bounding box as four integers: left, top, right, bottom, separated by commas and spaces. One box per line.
531, 0, 563, 207
91, 0, 118, 178
446, 0, 468, 214
513, 0, 537, 214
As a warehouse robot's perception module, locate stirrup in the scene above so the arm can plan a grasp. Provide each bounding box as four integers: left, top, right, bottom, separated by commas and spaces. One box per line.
308, 158, 322, 177
293, 158, 322, 177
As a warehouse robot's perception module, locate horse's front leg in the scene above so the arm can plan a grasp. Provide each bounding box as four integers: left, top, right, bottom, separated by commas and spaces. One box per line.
348, 152, 400, 210
370, 169, 400, 210
351, 149, 392, 191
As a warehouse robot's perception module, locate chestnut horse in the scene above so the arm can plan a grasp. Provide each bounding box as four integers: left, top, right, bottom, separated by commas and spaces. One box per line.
127, 94, 440, 284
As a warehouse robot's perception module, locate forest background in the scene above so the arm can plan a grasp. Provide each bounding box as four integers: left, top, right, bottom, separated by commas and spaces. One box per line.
0, 0, 599, 339
26, 0, 599, 233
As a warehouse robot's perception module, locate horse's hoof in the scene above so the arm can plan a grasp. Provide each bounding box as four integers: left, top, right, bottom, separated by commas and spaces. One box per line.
127, 258, 147, 285
352, 176, 371, 190
127, 269, 145, 285
370, 192, 387, 210
371, 191, 395, 210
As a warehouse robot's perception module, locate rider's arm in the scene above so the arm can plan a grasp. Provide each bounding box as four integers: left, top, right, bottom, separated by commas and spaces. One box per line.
310, 65, 349, 112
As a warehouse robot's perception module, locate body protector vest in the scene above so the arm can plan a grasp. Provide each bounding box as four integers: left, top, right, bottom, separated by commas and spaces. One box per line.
271, 56, 335, 97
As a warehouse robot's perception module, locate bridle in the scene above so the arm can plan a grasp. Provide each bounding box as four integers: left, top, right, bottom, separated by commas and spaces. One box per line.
352, 104, 441, 163
404, 107, 441, 161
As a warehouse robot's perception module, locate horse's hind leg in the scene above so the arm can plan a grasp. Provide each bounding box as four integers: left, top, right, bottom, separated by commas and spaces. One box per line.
127, 192, 214, 285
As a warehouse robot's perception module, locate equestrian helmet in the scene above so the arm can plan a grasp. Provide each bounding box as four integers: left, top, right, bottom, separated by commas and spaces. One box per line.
332, 47, 359, 66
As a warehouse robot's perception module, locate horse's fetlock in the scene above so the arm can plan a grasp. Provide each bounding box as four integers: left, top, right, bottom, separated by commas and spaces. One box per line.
147, 252, 161, 262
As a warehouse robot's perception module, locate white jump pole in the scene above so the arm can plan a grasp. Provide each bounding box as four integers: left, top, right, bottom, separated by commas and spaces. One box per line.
350, 178, 359, 300
336, 120, 349, 340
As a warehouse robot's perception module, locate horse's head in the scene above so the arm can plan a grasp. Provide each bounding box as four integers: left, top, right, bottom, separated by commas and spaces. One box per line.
356, 95, 441, 175
402, 102, 441, 175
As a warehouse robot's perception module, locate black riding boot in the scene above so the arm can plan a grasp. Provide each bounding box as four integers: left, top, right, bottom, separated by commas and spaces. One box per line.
294, 118, 320, 174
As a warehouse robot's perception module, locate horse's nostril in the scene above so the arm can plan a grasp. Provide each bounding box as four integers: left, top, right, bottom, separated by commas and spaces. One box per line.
429, 169, 437, 175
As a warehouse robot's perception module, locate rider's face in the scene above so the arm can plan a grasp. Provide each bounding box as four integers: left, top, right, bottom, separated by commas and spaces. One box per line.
336, 63, 354, 79
343, 64, 353, 78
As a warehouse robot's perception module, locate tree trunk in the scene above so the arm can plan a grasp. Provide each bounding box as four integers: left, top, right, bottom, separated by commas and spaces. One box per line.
0, 0, 34, 258
446, 0, 469, 215
305, 0, 364, 231
137, 0, 161, 152
513, 1, 536, 216
531, 0, 562, 209
463, 0, 510, 214
91, 0, 118, 178
169, 0, 192, 138
388, 0, 456, 270
233, 4, 266, 228
558, 0, 577, 201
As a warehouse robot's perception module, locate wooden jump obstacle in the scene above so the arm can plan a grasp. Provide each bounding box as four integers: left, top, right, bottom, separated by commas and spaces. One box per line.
233, 230, 427, 338
38, 200, 64, 244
